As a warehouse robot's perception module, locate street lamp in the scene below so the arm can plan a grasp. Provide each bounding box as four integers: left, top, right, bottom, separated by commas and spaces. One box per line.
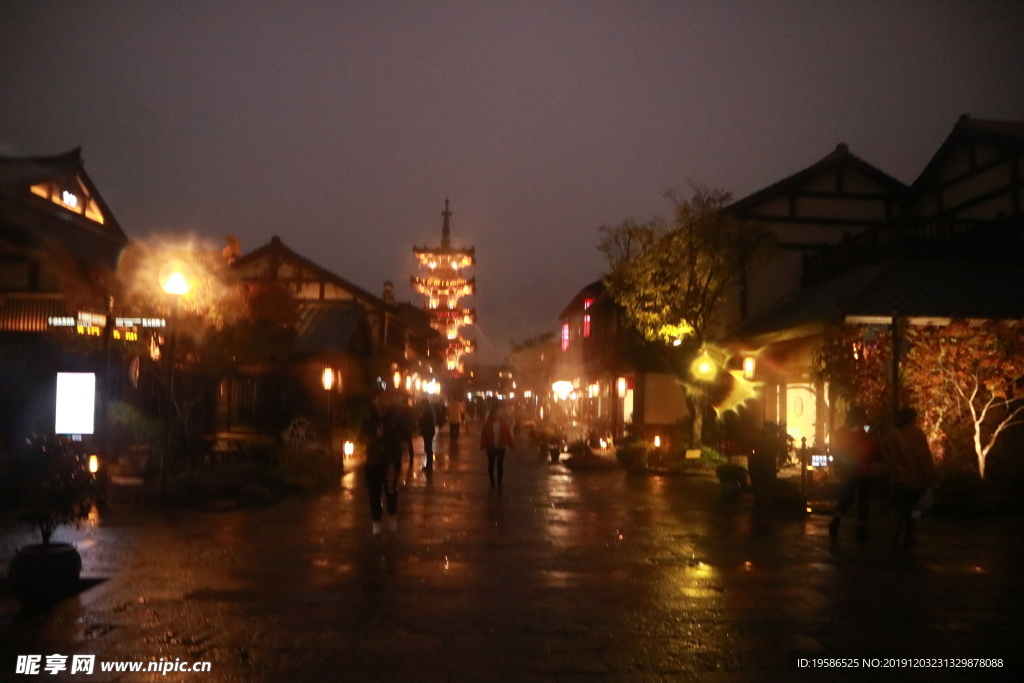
158, 261, 193, 494
322, 367, 336, 448
743, 356, 756, 380
690, 349, 718, 449
691, 350, 717, 383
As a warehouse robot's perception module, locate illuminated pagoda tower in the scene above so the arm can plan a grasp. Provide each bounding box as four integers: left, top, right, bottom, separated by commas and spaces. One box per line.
412, 199, 475, 373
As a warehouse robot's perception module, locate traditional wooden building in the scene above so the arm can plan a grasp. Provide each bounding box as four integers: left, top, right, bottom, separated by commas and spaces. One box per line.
224, 236, 439, 435
724, 115, 1024, 449
556, 280, 687, 444
0, 149, 128, 447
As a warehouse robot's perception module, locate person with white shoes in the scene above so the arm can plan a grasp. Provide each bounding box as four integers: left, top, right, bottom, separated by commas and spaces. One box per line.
361, 388, 413, 534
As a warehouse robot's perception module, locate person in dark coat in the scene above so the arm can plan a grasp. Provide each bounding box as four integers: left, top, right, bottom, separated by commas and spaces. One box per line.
361, 389, 412, 535
480, 400, 514, 491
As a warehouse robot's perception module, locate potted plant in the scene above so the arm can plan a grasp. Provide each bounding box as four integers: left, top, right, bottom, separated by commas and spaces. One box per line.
7, 435, 99, 610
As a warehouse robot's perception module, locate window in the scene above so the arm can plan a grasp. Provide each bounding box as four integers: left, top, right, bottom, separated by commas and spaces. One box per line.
583, 314, 591, 338
231, 376, 259, 426
561, 322, 570, 351
29, 176, 105, 224
584, 297, 594, 310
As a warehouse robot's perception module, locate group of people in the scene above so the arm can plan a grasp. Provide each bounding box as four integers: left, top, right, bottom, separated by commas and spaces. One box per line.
362, 392, 935, 544
359, 392, 514, 535
828, 405, 936, 547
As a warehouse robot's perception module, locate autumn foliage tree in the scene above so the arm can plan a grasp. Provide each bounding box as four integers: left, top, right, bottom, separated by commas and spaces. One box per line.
815, 320, 1024, 479
813, 325, 893, 425
598, 185, 774, 446
904, 321, 1024, 478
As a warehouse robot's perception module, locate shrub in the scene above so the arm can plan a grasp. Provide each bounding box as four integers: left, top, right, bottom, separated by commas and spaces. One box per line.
929, 451, 1024, 517
700, 446, 727, 469
107, 400, 161, 455
615, 441, 649, 470
17, 436, 99, 545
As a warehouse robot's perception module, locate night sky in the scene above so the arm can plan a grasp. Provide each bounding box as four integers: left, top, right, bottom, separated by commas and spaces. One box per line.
2, 1, 1023, 362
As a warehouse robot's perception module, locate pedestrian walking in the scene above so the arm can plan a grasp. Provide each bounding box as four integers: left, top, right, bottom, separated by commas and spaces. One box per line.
480, 399, 514, 491
881, 407, 935, 547
447, 397, 466, 442
361, 389, 412, 535
400, 392, 417, 468
417, 398, 437, 472
828, 406, 881, 543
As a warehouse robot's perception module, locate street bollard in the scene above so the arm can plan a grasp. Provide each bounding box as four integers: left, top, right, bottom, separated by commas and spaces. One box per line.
800, 437, 808, 500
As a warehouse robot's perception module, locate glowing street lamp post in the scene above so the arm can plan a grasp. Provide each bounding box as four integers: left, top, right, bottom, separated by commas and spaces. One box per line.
322, 368, 336, 456
691, 350, 717, 448
158, 263, 192, 495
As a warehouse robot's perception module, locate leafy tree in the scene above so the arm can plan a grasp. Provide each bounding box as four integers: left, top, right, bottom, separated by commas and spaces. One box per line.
598, 185, 774, 446
114, 240, 298, 465
813, 325, 892, 424
815, 320, 1024, 478
904, 321, 1024, 478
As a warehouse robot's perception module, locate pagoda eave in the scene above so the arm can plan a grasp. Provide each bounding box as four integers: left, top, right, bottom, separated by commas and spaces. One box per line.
414, 246, 475, 259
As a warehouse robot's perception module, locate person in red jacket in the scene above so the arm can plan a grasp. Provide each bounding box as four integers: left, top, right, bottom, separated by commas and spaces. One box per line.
882, 407, 935, 547
828, 406, 881, 543
480, 400, 514, 491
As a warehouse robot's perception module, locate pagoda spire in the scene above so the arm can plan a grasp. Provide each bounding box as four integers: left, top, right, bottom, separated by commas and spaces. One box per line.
441, 198, 452, 249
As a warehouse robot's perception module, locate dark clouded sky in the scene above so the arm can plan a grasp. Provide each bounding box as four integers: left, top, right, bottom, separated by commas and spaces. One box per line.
2, 1, 1023, 362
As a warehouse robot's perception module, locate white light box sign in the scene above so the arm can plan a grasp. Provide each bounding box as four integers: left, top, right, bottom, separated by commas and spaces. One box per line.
55, 372, 96, 435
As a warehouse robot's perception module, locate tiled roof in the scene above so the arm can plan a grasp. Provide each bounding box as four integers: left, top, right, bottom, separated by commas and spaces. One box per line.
0, 149, 82, 187
848, 262, 1024, 320
728, 260, 1024, 344
909, 115, 1024, 196
728, 143, 908, 216
1, 149, 127, 267
231, 236, 388, 311
293, 304, 368, 357
727, 265, 888, 343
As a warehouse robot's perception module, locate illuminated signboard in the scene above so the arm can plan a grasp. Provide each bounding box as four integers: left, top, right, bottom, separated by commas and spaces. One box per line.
55, 372, 95, 435
47, 313, 165, 341
115, 317, 166, 328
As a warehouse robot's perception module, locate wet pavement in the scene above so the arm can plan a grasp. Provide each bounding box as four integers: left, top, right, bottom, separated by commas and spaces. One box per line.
2, 424, 1023, 682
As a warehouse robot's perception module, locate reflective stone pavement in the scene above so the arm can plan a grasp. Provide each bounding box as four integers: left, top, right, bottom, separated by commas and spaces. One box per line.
2, 426, 1023, 681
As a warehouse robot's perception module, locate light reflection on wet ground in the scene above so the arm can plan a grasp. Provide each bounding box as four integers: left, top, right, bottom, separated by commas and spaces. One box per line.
2, 424, 1023, 680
